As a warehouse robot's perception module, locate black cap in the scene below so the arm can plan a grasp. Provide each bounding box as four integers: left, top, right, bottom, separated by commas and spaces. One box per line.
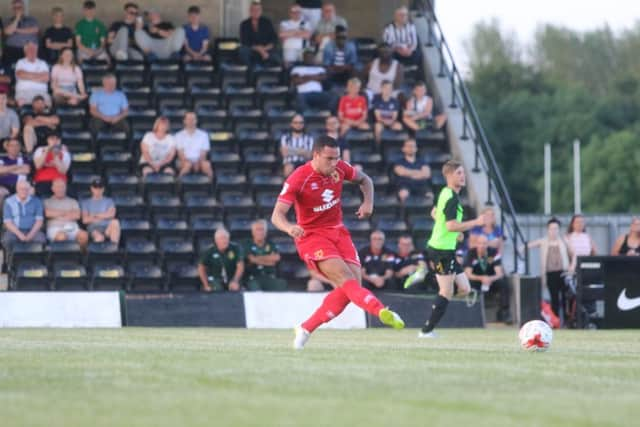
91, 177, 105, 188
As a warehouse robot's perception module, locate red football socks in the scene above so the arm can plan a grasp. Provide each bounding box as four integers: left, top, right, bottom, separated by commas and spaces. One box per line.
301, 287, 351, 333
341, 279, 384, 316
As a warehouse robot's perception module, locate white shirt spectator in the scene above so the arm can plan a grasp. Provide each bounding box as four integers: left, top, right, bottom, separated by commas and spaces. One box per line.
175, 128, 210, 163
280, 18, 310, 63
291, 65, 325, 93
15, 58, 50, 93
139, 131, 176, 164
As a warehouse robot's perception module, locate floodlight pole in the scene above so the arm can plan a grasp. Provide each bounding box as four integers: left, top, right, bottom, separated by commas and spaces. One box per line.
544, 143, 551, 215
573, 139, 582, 214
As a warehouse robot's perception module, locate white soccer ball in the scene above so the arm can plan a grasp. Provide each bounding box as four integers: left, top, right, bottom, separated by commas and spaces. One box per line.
519, 320, 553, 352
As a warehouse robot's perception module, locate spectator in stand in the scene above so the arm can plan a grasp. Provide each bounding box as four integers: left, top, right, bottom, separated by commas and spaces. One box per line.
403, 80, 447, 133
175, 111, 213, 181
243, 219, 288, 291
32, 131, 70, 197
0, 92, 20, 140
0, 138, 31, 206
297, 0, 322, 32
360, 230, 396, 290
51, 48, 88, 107
22, 95, 60, 153
314, 3, 348, 60
322, 25, 358, 89
198, 227, 245, 292
382, 6, 421, 67
280, 4, 312, 67
393, 234, 429, 290
0, 64, 11, 95
469, 207, 504, 254
89, 74, 129, 136
43, 7, 74, 64
325, 115, 351, 164
139, 116, 177, 176
372, 80, 402, 145
392, 138, 431, 204
134, 10, 185, 61
15, 42, 51, 107
464, 234, 512, 324
2, 179, 46, 250
612, 217, 640, 256
3, 0, 39, 66
182, 6, 211, 62
44, 178, 89, 248
338, 77, 370, 136
566, 214, 597, 263
239, 1, 280, 67
365, 43, 403, 100
75, 1, 110, 64
280, 114, 314, 177
108, 2, 144, 61
291, 48, 332, 112
81, 178, 120, 245
527, 218, 573, 322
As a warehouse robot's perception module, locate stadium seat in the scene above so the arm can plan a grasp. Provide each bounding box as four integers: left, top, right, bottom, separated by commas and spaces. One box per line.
351, 150, 383, 173
115, 61, 147, 86
190, 217, 225, 241
53, 262, 89, 291
179, 174, 213, 195
120, 219, 152, 241
156, 85, 187, 111
354, 37, 378, 63
380, 129, 410, 150
154, 218, 190, 240
221, 193, 255, 219
96, 131, 129, 151
237, 130, 273, 153
100, 150, 133, 175
256, 193, 278, 217
159, 237, 195, 266
149, 193, 183, 220
230, 106, 264, 132
62, 130, 93, 153
271, 237, 297, 262
197, 109, 229, 131
70, 172, 101, 196
86, 242, 121, 269
11, 262, 50, 291
214, 38, 240, 66
191, 85, 223, 110
128, 108, 157, 132
408, 215, 434, 245
127, 261, 165, 292
167, 264, 201, 292
124, 238, 157, 264
252, 66, 283, 87
422, 150, 451, 171
250, 174, 283, 193
215, 173, 248, 194
109, 175, 141, 197
266, 107, 296, 134
224, 84, 256, 109
278, 259, 308, 290
185, 62, 215, 87
184, 193, 223, 218
404, 195, 433, 216
91, 263, 126, 291
257, 84, 290, 111
374, 194, 400, 216
376, 218, 409, 239
343, 218, 372, 239
346, 130, 376, 150
142, 173, 177, 196
123, 85, 152, 109
71, 152, 97, 175
150, 61, 182, 87
220, 63, 248, 89
370, 174, 391, 194
229, 218, 254, 239
416, 128, 447, 151
47, 241, 83, 267
58, 107, 86, 131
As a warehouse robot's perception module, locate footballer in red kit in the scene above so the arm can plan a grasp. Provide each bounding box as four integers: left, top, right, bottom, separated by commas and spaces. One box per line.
272, 135, 405, 349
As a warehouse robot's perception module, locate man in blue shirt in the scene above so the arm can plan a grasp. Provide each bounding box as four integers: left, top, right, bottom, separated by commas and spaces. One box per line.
89, 74, 129, 136
183, 6, 211, 62
2, 179, 46, 250
372, 80, 402, 145
392, 138, 432, 204
322, 25, 358, 88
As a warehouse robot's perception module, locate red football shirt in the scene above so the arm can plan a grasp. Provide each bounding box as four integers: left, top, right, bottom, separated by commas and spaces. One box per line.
277, 160, 357, 229
338, 95, 367, 121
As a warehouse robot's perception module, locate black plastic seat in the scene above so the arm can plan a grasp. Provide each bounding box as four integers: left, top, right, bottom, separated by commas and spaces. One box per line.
12, 262, 50, 291
91, 263, 126, 290
127, 261, 165, 292
53, 262, 89, 291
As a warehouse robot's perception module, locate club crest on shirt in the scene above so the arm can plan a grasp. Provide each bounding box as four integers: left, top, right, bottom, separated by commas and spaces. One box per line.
314, 249, 324, 259
331, 171, 340, 183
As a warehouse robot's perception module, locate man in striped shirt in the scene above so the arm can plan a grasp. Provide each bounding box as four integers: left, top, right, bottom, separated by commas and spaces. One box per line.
280, 114, 314, 177
382, 6, 421, 67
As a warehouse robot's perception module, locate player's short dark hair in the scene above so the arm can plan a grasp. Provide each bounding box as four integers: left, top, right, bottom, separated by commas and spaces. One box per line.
442, 159, 462, 176
124, 2, 139, 11
414, 80, 426, 88
312, 135, 339, 153
83, 1, 96, 9
547, 217, 561, 227
188, 5, 200, 14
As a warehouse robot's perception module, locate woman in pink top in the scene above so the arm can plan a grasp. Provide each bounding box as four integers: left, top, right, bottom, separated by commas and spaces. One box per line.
566, 214, 597, 270
51, 48, 87, 106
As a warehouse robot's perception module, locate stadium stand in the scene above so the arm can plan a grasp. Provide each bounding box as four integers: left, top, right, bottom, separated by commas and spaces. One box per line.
0, 1, 459, 292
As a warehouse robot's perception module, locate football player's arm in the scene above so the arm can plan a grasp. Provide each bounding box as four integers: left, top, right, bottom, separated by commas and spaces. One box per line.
445, 199, 485, 232
350, 169, 373, 219
271, 200, 304, 238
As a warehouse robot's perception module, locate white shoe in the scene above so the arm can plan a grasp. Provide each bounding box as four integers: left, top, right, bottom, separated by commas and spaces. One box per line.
293, 325, 310, 350
417, 330, 438, 338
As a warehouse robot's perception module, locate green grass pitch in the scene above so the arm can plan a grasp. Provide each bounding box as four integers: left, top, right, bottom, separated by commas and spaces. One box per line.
1, 328, 638, 427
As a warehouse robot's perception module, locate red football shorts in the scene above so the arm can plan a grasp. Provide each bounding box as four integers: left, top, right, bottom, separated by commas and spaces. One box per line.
295, 225, 361, 276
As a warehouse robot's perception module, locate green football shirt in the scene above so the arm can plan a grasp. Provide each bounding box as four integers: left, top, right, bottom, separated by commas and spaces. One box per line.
198, 242, 244, 285
427, 187, 464, 251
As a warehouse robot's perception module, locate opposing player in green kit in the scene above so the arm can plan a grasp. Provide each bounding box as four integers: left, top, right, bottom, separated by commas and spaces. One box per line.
419, 160, 487, 338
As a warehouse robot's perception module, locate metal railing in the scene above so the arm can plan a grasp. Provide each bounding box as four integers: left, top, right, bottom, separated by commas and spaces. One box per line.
413, 1, 529, 273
